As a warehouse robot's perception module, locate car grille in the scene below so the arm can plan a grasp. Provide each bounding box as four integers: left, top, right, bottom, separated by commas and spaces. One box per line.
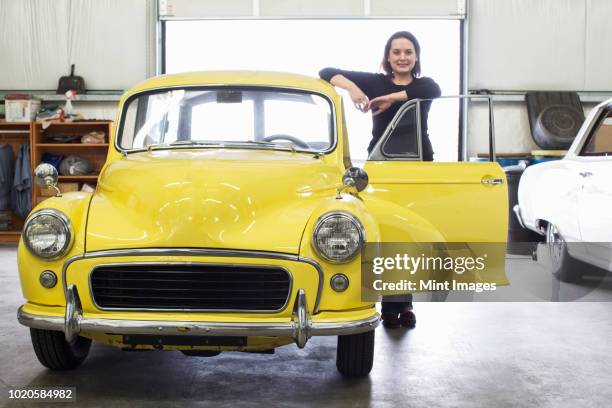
90, 264, 291, 311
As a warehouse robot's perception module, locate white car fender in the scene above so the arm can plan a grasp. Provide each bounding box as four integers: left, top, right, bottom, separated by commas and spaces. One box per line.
518, 160, 579, 239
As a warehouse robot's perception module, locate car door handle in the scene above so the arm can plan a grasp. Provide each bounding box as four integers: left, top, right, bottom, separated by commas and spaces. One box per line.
579, 171, 593, 178
481, 178, 504, 185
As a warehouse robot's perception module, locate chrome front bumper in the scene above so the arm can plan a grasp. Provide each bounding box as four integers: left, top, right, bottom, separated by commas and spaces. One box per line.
17, 286, 379, 349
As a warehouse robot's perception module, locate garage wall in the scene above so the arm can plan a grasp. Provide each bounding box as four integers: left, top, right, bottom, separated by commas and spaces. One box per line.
469, 0, 612, 92
467, 0, 612, 157
468, 102, 537, 158
3, 0, 609, 154
469, 0, 584, 91
0, 0, 154, 91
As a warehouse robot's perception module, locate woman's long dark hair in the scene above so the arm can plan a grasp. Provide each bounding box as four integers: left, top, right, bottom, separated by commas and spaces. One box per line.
381, 31, 421, 78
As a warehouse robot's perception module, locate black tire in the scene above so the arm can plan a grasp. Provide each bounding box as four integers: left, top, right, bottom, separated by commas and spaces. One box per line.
533, 106, 583, 149
546, 223, 582, 283
525, 92, 585, 150
336, 330, 375, 377
30, 328, 91, 370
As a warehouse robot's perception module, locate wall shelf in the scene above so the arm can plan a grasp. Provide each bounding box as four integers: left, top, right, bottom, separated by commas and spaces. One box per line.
58, 175, 101, 181
1, 91, 123, 102
37, 143, 109, 148
0, 231, 22, 243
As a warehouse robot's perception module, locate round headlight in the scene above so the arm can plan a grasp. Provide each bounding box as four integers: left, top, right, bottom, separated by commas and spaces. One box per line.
312, 212, 365, 263
23, 209, 73, 260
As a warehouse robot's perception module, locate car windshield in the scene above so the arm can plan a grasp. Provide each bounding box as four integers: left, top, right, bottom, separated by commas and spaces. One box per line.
118, 87, 334, 153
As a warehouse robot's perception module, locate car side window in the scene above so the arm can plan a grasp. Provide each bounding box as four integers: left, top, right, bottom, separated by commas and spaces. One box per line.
368, 102, 421, 161
581, 111, 612, 156
381, 104, 420, 158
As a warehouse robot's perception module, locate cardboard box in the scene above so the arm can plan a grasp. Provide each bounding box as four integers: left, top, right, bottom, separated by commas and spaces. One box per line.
40, 182, 79, 197
5, 99, 41, 122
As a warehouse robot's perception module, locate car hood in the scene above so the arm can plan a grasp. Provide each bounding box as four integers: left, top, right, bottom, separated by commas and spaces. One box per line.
86, 150, 341, 254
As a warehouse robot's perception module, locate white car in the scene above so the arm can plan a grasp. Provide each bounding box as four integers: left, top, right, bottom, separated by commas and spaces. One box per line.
515, 98, 612, 282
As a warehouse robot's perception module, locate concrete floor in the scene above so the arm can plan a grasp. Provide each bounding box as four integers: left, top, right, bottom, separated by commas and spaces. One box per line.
1, 244, 612, 408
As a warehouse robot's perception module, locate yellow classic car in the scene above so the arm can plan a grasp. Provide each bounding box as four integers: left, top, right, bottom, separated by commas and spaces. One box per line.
17, 71, 507, 377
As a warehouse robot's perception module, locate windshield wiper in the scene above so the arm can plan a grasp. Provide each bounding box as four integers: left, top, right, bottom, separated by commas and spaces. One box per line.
245, 141, 324, 158
143, 139, 322, 157
146, 140, 225, 152
146, 142, 169, 152
244, 140, 296, 153
169, 140, 225, 146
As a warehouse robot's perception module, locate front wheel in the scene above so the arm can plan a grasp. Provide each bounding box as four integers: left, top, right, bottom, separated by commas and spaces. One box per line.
546, 223, 582, 283
30, 328, 91, 370
336, 330, 375, 377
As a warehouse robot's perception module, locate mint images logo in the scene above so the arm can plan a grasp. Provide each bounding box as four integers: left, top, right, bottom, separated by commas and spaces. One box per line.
370, 278, 497, 293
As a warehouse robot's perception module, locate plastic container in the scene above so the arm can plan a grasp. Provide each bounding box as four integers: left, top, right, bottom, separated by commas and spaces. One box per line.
5, 98, 41, 122
530, 157, 562, 165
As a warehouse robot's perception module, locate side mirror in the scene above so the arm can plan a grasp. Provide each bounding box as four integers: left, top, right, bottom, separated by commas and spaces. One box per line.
34, 163, 61, 197
342, 167, 369, 192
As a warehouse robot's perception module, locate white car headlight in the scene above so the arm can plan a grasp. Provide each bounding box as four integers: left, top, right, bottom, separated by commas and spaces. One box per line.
312, 212, 365, 263
23, 209, 74, 260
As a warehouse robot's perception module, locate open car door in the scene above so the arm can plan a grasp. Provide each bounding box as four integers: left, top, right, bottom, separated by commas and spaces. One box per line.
362, 96, 508, 243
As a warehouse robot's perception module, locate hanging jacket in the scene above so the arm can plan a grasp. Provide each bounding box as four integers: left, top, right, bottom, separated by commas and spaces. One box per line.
12, 144, 32, 217
0, 144, 15, 211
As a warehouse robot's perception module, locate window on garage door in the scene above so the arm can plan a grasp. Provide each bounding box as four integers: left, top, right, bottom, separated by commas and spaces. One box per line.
163, 18, 460, 162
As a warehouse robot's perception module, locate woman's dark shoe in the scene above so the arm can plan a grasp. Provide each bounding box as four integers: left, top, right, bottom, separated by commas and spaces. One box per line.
399, 310, 416, 328
381, 313, 401, 328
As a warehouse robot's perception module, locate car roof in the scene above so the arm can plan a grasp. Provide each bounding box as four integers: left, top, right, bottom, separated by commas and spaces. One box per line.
126, 71, 336, 97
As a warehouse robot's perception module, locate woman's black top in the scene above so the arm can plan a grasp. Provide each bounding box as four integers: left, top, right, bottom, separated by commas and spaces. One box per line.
319, 68, 441, 160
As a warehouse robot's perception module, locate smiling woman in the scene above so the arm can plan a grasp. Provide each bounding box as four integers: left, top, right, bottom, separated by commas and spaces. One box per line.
319, 31, 441, 159
318, 31, 441, 329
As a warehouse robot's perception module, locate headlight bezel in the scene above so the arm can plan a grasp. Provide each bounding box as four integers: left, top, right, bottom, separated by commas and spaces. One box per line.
311, 212, 366, 264
23, 209, 74, 260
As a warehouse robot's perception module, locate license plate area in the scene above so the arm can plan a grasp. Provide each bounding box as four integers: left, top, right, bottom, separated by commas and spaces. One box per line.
122, 335, 247, 347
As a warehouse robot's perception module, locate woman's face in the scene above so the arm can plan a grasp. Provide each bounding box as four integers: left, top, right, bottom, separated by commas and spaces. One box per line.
387, 38, 417, 75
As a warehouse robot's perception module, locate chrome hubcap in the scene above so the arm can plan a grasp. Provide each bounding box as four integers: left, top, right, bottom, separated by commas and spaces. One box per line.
547, 224, 565, 265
